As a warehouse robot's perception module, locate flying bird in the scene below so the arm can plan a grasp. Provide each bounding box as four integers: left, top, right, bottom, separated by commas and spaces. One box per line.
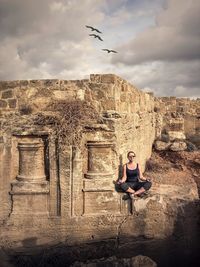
85, 25, 102, 34
89, 34, 103, 41
102, 49, 118, 53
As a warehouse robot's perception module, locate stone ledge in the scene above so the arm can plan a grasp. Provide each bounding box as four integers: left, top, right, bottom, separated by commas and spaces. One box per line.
10, 180, 49, 195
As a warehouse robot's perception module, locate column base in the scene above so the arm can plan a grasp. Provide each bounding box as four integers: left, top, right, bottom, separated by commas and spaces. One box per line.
10, 180, 49, 216
10, 180, 49, 194
84, 172, 113, 179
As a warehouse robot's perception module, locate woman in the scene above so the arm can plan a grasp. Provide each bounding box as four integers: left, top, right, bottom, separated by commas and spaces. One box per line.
118, 151, 152, 199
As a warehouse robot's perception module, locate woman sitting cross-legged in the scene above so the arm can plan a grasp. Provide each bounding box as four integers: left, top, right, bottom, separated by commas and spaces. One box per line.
117, 151, 152, 199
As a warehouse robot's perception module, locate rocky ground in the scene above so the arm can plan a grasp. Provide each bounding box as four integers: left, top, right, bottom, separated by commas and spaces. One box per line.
145, 149, 200, 196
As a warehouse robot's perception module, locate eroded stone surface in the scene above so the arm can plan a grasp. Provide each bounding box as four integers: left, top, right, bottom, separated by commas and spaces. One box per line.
0, 74, 199, 254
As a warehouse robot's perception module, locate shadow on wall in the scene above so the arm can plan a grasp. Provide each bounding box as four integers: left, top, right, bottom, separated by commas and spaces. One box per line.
118, 154, 124, 180
1, 199, 199, 267
113, 154, 125, 192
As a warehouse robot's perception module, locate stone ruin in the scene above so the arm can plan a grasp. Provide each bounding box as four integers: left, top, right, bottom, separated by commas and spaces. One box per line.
154, 96, 200, 151
0, 74, 199, 266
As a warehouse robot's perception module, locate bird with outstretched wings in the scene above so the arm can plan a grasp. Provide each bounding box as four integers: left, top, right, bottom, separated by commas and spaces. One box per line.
85, 25, 102, 34
89, 34, 103, 41
102, 49, 118, 53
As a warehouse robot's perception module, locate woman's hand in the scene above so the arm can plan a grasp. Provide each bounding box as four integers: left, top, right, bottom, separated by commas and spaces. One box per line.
140, 176, 151, 182
146, 177, 152, 182
139, 176, 146, 181
117, 179, 123, 184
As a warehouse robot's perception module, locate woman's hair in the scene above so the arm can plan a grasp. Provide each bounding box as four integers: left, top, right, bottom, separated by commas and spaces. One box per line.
127, 151, 136, 158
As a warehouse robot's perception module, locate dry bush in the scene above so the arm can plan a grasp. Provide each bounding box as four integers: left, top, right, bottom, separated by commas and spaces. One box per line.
33, 100, 100, 150
1, 100, 99, 153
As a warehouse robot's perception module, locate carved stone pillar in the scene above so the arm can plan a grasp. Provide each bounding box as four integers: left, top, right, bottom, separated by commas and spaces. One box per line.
83, 141, 120, 215
17, 142, 46, 182
10, 140, 49, 216
84, 141, 114, 179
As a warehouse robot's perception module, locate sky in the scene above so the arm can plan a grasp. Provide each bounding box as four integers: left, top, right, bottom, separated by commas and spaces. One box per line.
0, 0, 199, 97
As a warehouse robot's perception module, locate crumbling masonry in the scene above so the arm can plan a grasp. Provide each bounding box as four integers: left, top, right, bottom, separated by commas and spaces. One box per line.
0, 74, 199, 248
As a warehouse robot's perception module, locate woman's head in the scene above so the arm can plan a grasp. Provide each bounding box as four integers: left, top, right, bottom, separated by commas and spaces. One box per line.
127, 151, 136, 161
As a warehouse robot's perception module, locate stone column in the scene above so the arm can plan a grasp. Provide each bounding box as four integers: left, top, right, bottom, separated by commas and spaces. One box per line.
10, 141, 49, 216
83, 141, 120, 215
85, 141, 114, 179
17, 142, 46, 182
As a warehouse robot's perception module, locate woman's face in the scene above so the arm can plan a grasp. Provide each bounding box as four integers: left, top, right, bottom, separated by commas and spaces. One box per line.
128, 153, 136, 162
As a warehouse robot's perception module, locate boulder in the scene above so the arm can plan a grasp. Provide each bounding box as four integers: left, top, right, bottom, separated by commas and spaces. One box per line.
131, 255, 157, 267
170, 141, 187, 151
167, 131, 186, 141
154, 140, 171, 151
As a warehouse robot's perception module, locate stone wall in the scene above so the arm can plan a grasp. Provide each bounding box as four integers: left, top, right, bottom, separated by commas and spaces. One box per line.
0, 74, 199, 253
0, 74, 157, 247
154, 97, 200, 150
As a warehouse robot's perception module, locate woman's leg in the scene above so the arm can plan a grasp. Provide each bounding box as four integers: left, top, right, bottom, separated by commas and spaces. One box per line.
120, 182, 135, 194
134, 181, 152, 196
134, 187, 145, 196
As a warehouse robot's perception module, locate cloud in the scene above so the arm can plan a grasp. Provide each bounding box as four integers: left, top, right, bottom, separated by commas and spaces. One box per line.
0, 0, 105, 80
113, 0, 200, 64
110, 60, 200, 97
0, 0, 199, 97
110, 0, 200, 97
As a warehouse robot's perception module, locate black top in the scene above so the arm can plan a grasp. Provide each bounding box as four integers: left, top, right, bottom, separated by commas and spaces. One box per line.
126, 163, 139, 182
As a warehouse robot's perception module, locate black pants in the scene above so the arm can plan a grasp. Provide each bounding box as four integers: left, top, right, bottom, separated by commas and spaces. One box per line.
120, 180, 152, 192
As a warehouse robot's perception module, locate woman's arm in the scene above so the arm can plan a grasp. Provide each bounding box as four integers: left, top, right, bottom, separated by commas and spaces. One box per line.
118, 164, 127, 184
138, 163, 150, 181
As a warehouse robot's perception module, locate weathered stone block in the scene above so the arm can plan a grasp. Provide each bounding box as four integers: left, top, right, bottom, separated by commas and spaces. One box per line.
120, 93, 127, 102
43, 79, 60, 89
146, 91, 154, 97
2, 90, 13, 99
0, 81, 20, 90
0, 100, 7, 108
154, 140, 171, 151
90, 74, 117, 84
101, 99, 116, 110
29, 80, 43, 87
176, 106, 188, 113
10, 193, 49, 216
87, 142, 113, 173
169, 141, 187, 151
168, 121, 184, 131
53, 90, 74, 99
74, 79, 89, 86
8, 99, 17, 108
83, 191, 120, 215
168, 131, 186, 141
20, 80, 29, 87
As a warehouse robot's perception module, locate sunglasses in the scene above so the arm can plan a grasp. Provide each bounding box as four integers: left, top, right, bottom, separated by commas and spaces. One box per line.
129, 155, 135, 158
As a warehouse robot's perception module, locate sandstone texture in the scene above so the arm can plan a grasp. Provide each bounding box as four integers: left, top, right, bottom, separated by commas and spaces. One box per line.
0, 74, 199, 267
